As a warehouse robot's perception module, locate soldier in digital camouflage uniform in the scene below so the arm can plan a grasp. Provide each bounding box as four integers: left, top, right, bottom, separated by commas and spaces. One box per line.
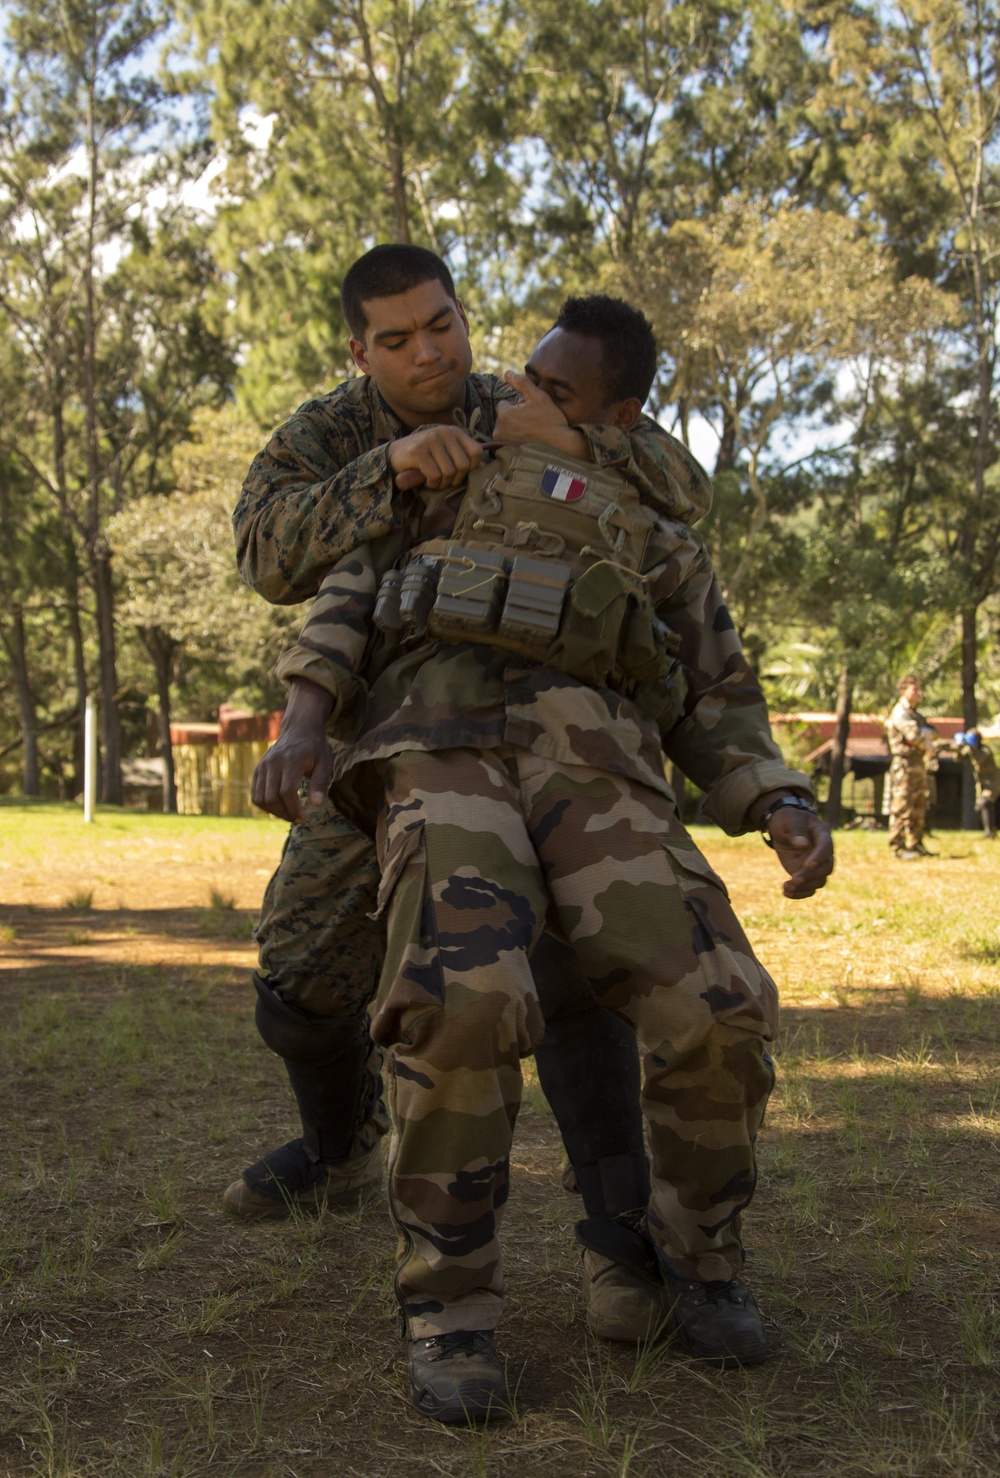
229, 248, 712, 1345
272, 289, 833, 1422
885, 675, 936, 859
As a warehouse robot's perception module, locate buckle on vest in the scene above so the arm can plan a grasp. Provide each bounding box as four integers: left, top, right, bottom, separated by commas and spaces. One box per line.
598, 502, 628, 553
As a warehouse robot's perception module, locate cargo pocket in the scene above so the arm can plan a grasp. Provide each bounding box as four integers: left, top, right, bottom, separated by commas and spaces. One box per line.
660, 837, 777, 1035
368, 819, 446, 1045
660, 838, 731, 901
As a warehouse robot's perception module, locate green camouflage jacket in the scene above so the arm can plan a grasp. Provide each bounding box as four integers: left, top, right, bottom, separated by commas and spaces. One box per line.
273, 475, 812, 837
958, 741, 999, 802
234, 373, 713, 605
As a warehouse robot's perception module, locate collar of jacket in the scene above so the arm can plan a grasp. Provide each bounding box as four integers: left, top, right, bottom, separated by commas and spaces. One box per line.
361, 373, 494, 440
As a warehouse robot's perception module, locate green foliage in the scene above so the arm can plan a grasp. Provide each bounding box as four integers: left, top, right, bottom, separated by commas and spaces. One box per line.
2, 0, 1000, 784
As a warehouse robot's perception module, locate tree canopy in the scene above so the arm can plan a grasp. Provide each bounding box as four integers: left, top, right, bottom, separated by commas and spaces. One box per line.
2, 0, 999, 814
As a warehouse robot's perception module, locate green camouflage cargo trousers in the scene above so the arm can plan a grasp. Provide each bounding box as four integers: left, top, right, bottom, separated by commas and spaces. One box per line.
888, 756, 928, 853
370, 746, 779, 1339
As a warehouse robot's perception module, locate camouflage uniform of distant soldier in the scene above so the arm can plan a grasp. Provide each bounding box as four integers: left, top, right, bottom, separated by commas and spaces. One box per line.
277, 322, 822, 1398
229, 295, 711, 1247
885, 676, 935, 858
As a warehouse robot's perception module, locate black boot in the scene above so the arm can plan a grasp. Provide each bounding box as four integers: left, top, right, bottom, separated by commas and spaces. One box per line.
223, 974, 383, 1218
531, 933, 658, 1340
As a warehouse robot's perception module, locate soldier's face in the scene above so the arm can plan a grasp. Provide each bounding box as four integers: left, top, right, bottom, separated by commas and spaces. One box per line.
904, 681, 922, 705
525, 329, 640, 428
349, 280, 473, 428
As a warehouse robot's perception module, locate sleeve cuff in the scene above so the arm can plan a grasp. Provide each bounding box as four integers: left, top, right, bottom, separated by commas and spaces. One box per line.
273, 647, 363, 715
701, 761, 816, 836
576, 423, 631, 469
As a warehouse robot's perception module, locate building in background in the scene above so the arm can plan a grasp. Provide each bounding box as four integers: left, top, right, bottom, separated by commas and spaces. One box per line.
771, 712, 969, 827
170, 706, 282, 817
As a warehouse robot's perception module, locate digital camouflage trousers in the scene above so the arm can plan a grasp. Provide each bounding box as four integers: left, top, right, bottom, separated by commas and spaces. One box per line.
254, 799, 390, 1157
370, 747, 779, 1339
888, 757, 928, 853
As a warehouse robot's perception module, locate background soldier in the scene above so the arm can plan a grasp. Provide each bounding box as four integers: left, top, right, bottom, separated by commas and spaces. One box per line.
885, 675, 936, 859
953, 729, 998, 838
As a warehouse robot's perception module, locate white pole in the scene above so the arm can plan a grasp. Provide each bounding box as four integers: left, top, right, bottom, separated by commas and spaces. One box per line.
83, 695, 97, 823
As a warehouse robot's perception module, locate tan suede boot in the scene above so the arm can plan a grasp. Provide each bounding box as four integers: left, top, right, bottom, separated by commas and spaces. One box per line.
223, 1141, 382, 1219
581, 1250, 671, 1343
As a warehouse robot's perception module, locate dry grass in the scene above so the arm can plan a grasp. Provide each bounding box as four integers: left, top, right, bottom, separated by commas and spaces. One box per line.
1, 802, 999, 1475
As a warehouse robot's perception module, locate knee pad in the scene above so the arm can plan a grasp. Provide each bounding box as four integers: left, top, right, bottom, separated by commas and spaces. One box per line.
573, 1152, 651, 1221
253, 973, 367, 1066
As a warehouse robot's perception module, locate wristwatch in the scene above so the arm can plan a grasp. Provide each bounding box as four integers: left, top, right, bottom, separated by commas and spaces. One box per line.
758, 794, 818, 848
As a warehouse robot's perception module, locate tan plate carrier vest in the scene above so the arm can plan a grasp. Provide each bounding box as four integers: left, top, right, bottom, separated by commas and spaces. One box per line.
373, 442, 688, 734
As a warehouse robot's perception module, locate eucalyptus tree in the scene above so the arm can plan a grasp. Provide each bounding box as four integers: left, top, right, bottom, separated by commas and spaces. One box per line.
0, 0, 231, 799
828, 0, 1000, 748
187, 0, 525, 418
619, 201, 955, 629
507, 0, 839, 291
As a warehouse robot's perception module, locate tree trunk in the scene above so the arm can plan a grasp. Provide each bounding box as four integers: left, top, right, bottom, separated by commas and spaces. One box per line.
714, 406, 739, 475
64, 535, 88, 797
143, 627, 178, 813
825, 663, 853, 830
960, 606, 979, 829
92, 541, 123, 804
83, 76, 122, 807
2, 610, 40, 795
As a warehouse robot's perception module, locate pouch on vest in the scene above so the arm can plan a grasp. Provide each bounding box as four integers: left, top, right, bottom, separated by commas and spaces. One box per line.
543, 562, 631, 688
617, 598, 679, 685
632, 661, 689, 734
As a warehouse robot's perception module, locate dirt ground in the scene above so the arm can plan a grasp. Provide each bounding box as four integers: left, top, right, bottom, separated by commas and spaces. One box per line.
2, 810, 999, 1476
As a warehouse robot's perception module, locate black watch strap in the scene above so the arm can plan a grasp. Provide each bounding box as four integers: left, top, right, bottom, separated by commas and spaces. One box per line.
759, 794, 818, 847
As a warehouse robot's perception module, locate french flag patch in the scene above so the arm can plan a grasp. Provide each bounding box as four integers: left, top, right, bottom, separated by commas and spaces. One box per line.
541, 464, 587, 502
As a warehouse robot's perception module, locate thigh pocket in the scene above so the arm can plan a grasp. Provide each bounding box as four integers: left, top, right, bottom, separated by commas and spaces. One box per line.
661, 839, 731, 901
369, 820, 446, 1042
661, 839, 777, 1034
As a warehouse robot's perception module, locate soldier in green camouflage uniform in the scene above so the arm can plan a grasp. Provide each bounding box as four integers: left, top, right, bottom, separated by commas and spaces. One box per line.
274, 293, 833, 1421
954, 729, 999, 838
885, 676, 935, 859
229, 251, 707, 1344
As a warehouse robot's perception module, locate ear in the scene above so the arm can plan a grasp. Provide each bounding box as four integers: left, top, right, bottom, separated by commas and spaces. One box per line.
609, 397, 642, 431
349, 336, 370, 374
455, 297, 470, 334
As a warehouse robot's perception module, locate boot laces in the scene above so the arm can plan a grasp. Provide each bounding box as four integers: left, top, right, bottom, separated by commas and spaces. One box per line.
426, 1330, 491, 1361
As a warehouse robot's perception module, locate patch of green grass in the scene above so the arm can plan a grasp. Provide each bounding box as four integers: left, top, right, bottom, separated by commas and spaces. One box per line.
4, 821, 1000, 1476
63, 887, 94, 911
959, 930, 1000, 964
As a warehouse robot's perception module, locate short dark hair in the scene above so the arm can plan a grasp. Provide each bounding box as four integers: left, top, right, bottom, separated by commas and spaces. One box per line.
341, 245, 457, 340
553, 295, 658, 404
898, 673, 921, 694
